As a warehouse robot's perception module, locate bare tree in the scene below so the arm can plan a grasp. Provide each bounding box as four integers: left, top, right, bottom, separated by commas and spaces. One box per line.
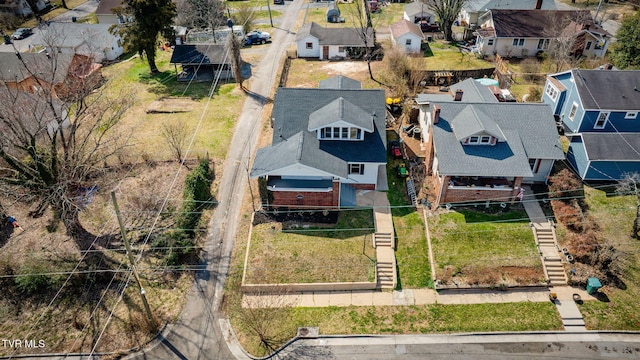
160, 120, 189, 162
426, 0, 466, 42
226, 30, 245, 90
616, 173, 640, 239
543, 11, 593, 72
0, 51, 133, 237
344, 0, 377, 81
175, 0, 227, 31
233, 4, 258, 35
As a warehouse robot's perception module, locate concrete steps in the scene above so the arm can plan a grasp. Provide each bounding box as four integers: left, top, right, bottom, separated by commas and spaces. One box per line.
532, 223, 568, 286
376, 261, 395, 289
374, 232, 393, 248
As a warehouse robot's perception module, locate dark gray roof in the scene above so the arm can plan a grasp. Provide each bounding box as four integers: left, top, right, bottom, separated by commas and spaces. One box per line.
319, 75, 362, 89
432, 102, 564, 176
582, 133, 640, 161
0, 52, 74, 84
450, 78, 499, 103
251, 85, 387, 177
170, 44, 229, 65
251, 131, 348, 178
404, 1, 435, 17
297, 22, 373, 46
489, 10, 598, 38
308, 97, 374, 132
464, 0, 556, 13
571, 69, 640, 111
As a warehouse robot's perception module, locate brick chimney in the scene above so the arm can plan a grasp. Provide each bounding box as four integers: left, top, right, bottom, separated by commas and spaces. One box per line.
454, 89, 463, 101
432, 104, 441, 124
535, 0, 543, 9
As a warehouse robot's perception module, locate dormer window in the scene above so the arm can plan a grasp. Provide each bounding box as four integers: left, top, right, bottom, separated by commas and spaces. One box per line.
465, 135, 493, 145
319, 126, 362, 140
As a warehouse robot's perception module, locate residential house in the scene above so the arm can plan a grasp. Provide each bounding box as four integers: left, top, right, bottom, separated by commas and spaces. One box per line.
475, 10, 610, 59
403, 1, 436, 25
296, 22, 373, 60
459, 0, 556, 28
169, 44, 233, 82
39, 23, 124, 63
390, 20, 424, 54
543, 69, 640, 181
95, 0, 127, 24
416, 80, 564, 207
250, 76, 387, 209
0, 0, 47, 16
0, 52, 103, 101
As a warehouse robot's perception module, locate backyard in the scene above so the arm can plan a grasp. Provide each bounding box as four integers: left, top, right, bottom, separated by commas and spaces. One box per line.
429, 207, 545, 287
244, 210, 377, 284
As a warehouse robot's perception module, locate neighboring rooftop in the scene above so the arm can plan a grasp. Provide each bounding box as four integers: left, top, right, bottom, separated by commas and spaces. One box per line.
486, 10, 607, 38
390, 20, 424, 40
297, 22, 373, 46
0, 52, 74, 84
464, 0, 556, 12
319, 75, 362, 90
170, 44, 229, 64
581, 133, 640, 161
415, 78, 499, 104
570, 69, 640, 111
404, 1, 435, 16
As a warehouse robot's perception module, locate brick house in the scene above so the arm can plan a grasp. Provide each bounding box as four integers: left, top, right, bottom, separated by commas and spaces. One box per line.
250, 76, 387, 209
416, 80, 564, 207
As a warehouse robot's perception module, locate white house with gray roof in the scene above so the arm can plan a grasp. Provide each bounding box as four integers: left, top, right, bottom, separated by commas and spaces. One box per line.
296, 22, 374, 60
250, 76, 387, 209
415, 90, 563, 207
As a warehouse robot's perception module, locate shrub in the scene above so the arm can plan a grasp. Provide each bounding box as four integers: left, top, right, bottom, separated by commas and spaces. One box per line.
14, 259, 64, 294
567, 230, 600, 263
521, 58, 540, 81
548, 168, 583, 200
178, 157, 213, 235
527, 86, 542, 102
551, 200, 583, 231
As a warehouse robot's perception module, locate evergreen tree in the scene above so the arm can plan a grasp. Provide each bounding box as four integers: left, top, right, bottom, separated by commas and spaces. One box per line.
611, 11, 640, 69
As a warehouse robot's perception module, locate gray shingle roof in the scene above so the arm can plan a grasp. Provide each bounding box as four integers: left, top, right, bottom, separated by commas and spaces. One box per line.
404, 1, 435, 17
582, 133, 640, 161
432, 102, 563, 176
319, 75, 362, 89
450, 78, 499, 103
0, 52, 74, 84
250, 131, 348, 178
571, 69, 640, 111
251, 81, 387, 177
390, 20, 424, 40
297, 22, 373, 46
450, 105, 506, 141
308, 97, 374, 132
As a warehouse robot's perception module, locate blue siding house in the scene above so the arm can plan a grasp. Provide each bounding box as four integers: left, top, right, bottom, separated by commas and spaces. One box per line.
543, 69, 640, 181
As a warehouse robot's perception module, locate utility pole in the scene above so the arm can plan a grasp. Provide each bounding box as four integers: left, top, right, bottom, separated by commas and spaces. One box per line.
111, 191, 158, 333
594, 0, 604, 24
266, 0, 273, 27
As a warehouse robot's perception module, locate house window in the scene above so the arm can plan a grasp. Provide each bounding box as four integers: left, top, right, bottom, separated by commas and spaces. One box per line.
537, 39, 549, 50
349, 163, 365, 175
529, 158, 541, 173
405, 39, 412, 45
480, 136, 491, 144
487, 38, 494, 46
469, 136, 479, 144
341, 127, 349, 138
333, 127, 340, 138
306, 42, 313, 49
625, 112, 638, 119
545, 83, 559, 101
569, 102, 578, 121
585, 41, 592, 50
594, 111, 609, 129
512, 38, 525, 47
595, 40, 605, 50
338, 46, 345, 52
349, 128, 362, 139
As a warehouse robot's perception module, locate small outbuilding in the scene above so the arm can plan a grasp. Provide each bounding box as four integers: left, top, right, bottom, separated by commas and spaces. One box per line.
390, 20, 424, 54
170, 44, 233, 82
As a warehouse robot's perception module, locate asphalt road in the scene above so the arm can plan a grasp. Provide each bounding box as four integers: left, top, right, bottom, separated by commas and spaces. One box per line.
124, 0, 305, 359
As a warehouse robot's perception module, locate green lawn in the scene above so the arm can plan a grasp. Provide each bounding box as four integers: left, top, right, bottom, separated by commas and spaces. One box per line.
421, 44, 494, 70
232, 302, 562, 357
429, 209, 544, 287
576, 186, 640, 330
245, 210, 377, 283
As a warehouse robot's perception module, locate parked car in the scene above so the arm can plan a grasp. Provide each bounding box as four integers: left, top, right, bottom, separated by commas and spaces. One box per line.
274, 0, 284, 4
245, 30, 271, 45
12, 28, 33, 40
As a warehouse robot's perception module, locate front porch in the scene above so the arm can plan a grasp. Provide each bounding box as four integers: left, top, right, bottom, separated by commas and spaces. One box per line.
436, 175, 523, 206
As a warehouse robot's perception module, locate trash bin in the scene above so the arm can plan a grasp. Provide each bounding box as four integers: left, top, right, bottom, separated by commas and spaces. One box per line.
72, 16, 77, 22
586, 277, 602, 295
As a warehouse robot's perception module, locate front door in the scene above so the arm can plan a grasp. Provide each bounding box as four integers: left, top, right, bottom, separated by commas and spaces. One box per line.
323, 46, 329, 60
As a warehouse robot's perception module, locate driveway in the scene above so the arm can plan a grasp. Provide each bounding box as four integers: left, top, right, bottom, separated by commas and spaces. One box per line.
125, 0, 306, 358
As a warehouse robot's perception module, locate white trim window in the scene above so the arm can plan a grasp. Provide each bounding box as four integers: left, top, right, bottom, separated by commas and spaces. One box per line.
545, 83, 559, 101
348, 163, 365, 175
320, 126, 363, 140
625, 111, 638, 120
594, 111, 610, 129
512, 38, 525, 46
487, 38, 494, 46
568, 102, 578, 121
306, 42, 313, 49
466, 135, 492, 145
537, 39, 549, 50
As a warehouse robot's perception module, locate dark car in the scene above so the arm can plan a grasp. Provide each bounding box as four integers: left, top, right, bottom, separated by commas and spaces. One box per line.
12, 28, 33, 40
274, 0, 284, 4
244, 31, 271, 45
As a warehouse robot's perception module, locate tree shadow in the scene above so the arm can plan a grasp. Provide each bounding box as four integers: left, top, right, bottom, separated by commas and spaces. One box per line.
0, 218, 15, 247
